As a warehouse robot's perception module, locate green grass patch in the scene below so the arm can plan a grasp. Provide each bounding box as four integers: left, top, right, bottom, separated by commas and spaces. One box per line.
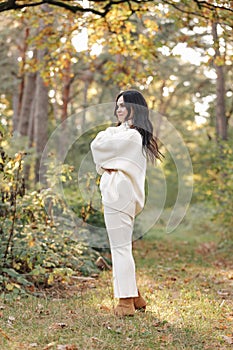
0, 205, 233, 349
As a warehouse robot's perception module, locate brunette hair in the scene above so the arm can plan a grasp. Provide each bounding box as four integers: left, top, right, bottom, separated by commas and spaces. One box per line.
114, 89, 163, 162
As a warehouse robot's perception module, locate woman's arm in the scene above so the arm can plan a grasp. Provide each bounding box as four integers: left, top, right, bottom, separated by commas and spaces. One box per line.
91, 128, 143, 173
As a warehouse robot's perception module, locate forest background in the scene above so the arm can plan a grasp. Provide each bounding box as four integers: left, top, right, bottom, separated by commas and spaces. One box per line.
0, 0, 233, 297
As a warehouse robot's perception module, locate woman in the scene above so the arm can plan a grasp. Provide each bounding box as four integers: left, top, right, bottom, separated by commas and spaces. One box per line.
91, 90, 162, 316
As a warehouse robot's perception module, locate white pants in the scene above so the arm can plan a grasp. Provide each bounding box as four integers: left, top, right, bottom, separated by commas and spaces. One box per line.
104, 206, 138, 298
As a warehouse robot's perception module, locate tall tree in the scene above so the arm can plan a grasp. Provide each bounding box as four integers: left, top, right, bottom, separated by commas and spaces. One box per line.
34, 5, 50, 183
17, 71, 36, 136
211, 21, 227, 140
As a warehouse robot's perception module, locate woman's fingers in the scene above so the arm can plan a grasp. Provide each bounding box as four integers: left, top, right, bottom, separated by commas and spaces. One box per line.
102, 168, 117, 174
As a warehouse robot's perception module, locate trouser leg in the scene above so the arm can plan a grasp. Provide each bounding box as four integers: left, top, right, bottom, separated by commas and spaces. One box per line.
104, 206, 138, 298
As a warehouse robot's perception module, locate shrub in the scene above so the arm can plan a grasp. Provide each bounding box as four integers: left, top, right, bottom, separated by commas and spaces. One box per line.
0, 135, 100, 297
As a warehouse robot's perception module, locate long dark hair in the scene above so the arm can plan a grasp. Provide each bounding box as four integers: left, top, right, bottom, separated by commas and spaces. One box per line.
114, 90, 163, 162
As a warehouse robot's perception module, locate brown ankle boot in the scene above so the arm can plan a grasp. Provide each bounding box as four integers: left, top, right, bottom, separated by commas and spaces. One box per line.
134, 290, 146, 312
114, 298, 135, 317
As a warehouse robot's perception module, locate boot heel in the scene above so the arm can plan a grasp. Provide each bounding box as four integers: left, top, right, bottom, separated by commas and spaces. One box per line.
134, 290, 147, 311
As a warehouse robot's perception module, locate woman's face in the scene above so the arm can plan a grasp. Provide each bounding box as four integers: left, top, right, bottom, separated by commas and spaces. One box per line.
116, 95, 128, 123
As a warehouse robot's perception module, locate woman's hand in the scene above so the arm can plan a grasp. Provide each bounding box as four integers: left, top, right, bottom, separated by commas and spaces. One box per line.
102, 167, 117, 174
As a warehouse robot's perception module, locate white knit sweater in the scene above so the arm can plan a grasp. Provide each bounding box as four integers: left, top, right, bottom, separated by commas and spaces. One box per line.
90, 123, 147, 217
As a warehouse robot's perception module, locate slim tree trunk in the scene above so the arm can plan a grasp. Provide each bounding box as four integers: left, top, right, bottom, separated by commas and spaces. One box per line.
82, 80, 89, 133
12, 27, 29, 133
34, 5, 50, 183
18, 72, 36, 136
23, 93, 36, 185
57, 58, 72, 160
16, 28, 30, 123
34, 64, 48, 184
212, 21, 227, 140
12, 84, 19, 133
61, 59, 71, 124
28, 97, 35, 146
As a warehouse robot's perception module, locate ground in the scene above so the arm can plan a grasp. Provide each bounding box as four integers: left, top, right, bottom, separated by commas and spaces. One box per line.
0, 223, 233, 350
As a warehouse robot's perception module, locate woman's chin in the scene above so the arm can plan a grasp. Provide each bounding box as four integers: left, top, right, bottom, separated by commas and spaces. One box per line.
117, 116, 125, 123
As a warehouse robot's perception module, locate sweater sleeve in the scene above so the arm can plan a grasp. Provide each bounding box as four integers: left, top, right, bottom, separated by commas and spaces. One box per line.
90, 127, 142, 171
91, 128, 115, 174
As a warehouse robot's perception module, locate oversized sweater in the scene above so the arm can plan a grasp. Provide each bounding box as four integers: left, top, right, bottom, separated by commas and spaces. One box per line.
90, 122, 147, 217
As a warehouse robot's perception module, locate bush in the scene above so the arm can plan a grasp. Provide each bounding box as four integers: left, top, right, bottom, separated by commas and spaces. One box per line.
0, 138, 100, 297
194, 137, 233, 237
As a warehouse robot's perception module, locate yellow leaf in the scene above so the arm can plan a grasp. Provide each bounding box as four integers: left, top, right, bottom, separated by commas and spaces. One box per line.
47, 274, 54, 285
6, 283, 14, 291
29, 239, 35, 247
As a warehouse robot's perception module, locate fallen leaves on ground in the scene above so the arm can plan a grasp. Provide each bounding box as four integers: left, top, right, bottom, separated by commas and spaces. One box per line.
1, 236, 233, 350
222, 335, 233, 345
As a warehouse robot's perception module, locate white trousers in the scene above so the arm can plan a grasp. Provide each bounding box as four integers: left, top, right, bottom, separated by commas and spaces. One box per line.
104, 206, 138, 298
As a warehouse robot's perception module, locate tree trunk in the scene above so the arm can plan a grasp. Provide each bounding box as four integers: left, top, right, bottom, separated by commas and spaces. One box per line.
16, 28, 30, 126
34, 71, 48, 183
12, 84, 19, 133
34, 6, 50, 183
212, 21, 227, 140
28, 92, 36, 147
23, 94, 36, 185
18, 72, 36, 136
81, 80, 89, 133
34, 66, 48, 183
61, 59, 71, 124
57, 58, 72, 160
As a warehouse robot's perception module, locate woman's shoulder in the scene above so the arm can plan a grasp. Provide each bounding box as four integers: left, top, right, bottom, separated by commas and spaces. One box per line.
128, 127, 142, 140
119, 128, 142, 146
103, 124, 142, 143
104, 126, 119, 134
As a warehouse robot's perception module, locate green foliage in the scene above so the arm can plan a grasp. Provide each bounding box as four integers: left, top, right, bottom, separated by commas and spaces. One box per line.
0, 134, 100, 297
210, 141, 233, 234
194, 137, 233, 237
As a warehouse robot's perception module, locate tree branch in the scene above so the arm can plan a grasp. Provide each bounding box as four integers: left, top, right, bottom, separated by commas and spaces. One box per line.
0, 0, 100, 14
0, 0, 153, 15
0, 0, 43, 12
193, 0, 233, 13
162, 0, 233, 25
0, 0, 232, 19
162, 0, 208, 19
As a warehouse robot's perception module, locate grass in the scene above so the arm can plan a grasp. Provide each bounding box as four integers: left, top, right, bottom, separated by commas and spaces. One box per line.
0, 205, 233, 349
